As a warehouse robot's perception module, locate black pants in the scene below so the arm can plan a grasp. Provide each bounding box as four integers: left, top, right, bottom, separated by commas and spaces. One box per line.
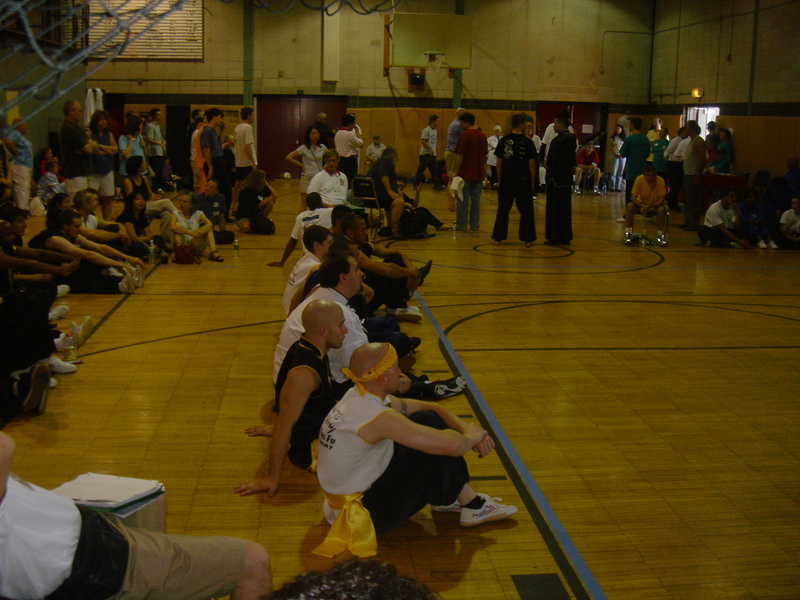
365, 255, 410, 312
414, 155, 442, 189
0, 289, 57, 379
148, 155, 165, 191
492, 179, 536, 242
59, 261, 125, 294
362, 411, 470, 534
545, 180, 573, 244
666, 161, 683, 210
339, 155, 358, 189
698, 225, 744, 247
211, 156, 231, 205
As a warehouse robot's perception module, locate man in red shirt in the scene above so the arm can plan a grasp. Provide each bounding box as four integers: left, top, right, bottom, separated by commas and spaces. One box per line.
451, 113, 488, 231
574, 144, 602, 195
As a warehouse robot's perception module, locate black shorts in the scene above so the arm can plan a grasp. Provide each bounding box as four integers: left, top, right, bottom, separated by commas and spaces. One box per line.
235, 166, 253, 181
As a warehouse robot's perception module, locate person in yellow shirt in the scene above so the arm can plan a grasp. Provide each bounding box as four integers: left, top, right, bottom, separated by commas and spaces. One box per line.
622, 163, 668, 246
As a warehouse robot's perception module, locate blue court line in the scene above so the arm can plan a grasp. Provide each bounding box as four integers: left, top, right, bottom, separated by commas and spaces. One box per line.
437, 264, 800, 270
415, 292, 608, 600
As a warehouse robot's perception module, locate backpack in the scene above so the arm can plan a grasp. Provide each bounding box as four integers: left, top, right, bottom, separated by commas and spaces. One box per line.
249, 215, 275, 235
398, 208, 429, 238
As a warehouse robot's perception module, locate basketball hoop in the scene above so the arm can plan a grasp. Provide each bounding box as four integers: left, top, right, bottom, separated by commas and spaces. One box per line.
424, 52, 445, 70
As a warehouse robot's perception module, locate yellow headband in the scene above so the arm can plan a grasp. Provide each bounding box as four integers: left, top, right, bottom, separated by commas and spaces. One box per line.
341, 345, 398, 395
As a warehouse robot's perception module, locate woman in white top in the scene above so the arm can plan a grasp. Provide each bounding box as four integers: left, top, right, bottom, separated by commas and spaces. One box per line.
169, 193, 223, 262
485, 125, 502, 189
286, 125, 327, 210
608, 124, 626, 192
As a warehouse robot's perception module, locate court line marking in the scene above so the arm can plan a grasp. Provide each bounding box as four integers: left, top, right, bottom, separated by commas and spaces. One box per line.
415, 292, 607, 600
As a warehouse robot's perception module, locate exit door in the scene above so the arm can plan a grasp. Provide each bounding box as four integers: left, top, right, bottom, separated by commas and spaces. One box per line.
255, 95, 347, 179
537, 101, 607, 168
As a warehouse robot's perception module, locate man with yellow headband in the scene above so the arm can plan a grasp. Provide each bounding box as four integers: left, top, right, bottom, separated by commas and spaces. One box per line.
314, 343, 518, 558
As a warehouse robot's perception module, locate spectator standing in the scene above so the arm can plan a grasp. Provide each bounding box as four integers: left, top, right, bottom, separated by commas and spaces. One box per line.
680, 120, 707, 231
59, 100, 100, 198
334, 113, 362, 188
706, 121, 720, 148
444, 107, 466, 211
312, 112, 335, 149
201, 108, 230, 208
414, 115, 443, 192
784, 157, 800, 199
663, 126, 686, 211
451, 112, 488, 231
486, 125, 502, 189
619, 117, 650, 205
144, 108, 167, 190
608, 124, 626, 192
118, 114, 146, 178
646, 117, 662, 162
7, 119, 34, 209
88, 110, 118, 219
231, 106, 257, 218
652, 127, 669, 182
286, 125, 326, 210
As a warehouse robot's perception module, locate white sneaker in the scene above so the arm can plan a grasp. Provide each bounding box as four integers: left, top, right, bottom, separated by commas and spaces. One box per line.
460, 494, 518, 527
431, 500, 461, 513
615, 216, 626, 223
102, 266, 123, 277
404, 305, 421, 314
322, 499, 339, 526
118, 271, 135, 294
49, 377, 58, 389
49, 304, 70, 320
46, 356, 77, 374
70, 317, 96, 347
757, 240, 767, 249
56, 285, 70, 298
768, 241, 779, 249
130, 265, 144, 288
386, 307, 423, 323
54, 333, 67, 351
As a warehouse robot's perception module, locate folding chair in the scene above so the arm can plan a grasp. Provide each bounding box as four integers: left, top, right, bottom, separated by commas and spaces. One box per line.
352, 176, 382, 240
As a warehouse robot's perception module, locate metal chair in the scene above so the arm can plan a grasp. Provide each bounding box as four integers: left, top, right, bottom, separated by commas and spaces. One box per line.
352, 176, 382, 240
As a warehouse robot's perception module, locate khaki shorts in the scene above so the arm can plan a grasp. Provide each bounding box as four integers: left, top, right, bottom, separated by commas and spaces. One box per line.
108, 517, 246, 600
444, 150, 458, 175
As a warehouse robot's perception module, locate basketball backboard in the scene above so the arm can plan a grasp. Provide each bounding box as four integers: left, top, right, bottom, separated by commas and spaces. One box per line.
391, 13, 472, 69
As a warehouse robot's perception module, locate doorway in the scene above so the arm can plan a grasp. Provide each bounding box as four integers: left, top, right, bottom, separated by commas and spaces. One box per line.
686, 106, 719, 138
255, 95, 347, 179
537, 101, 607, 168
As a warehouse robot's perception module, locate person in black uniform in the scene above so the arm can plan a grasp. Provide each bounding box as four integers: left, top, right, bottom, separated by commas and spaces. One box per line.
235, 299, 347, 498
544, 112, 577, 245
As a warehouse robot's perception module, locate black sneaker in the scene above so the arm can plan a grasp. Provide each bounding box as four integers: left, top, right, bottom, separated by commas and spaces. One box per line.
408, 336, 422, 352
433, 376, 466, 399
417, 260, 433, 286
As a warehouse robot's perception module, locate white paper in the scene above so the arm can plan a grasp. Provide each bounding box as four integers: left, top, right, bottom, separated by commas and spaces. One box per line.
52, 473, 164, 508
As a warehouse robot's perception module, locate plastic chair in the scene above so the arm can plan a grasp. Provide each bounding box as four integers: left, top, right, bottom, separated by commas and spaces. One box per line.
352, 176, 381, 240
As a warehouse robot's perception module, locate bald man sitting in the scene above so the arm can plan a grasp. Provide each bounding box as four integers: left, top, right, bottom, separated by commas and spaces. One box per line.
313, 343, 518, 558
236, 300, 347, 498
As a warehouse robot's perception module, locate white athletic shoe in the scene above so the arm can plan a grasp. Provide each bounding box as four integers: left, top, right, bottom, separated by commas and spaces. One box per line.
431, 500, 461, 513
118, 271, 135, 294
768, 241, 779, 249
56, 285, 70, 298
46, 356, 77, 374
757, 240, 767, 249
131, 265, 144, 288
70, 317, 96, 347
49, 304, 70, 320
386, 307, 423, 323
460, 494, 518, 527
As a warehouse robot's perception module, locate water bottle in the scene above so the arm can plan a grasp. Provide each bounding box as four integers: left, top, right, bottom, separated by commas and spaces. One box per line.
450, 222, 457, 240
233, 238, 240, 258
63, 332, 77, 362
600, 177, 607, 196
147, 240, 156, 265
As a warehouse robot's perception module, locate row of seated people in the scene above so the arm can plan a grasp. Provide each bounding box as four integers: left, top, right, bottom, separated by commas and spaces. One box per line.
234, 204, 518, 556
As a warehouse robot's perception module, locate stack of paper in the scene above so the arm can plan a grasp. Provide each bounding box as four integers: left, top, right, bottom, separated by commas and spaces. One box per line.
52, 473, 164, 510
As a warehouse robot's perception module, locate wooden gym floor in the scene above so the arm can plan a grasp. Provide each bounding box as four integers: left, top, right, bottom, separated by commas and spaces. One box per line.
5, 180, 799, 599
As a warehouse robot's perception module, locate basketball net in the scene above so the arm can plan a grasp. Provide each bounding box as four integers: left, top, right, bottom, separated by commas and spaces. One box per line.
425, 53, 444, 71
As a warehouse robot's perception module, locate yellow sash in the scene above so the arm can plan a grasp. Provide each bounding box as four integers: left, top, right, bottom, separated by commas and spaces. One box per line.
312, 492, 377, 558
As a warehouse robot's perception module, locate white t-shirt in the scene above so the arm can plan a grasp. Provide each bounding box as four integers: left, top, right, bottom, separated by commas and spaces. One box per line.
366, 143, 386, 161
486, 135, 499, 166
420, 126, 437, 156
273, 287, 367, 384
307, 170, 348, 206
290, 207, 333, 241
0, 476, 81, 598
704, 200, 736, 228
281, 252, 320, 316
316, 388, 395, 495
780, 209, 800, 234
542, 122, 574, 158
144, 122, 164, 157
233, 122, 257, 168
334, 129, 363, 158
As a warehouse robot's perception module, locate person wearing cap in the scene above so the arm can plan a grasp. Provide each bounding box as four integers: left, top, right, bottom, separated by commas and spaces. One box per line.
313, 342, 518, 558
363, 134, 386, 174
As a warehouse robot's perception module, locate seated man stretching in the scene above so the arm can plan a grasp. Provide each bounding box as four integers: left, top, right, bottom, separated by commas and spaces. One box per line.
698, 189, 750, 249
0, 432, 271, 600
236, 299, 346, 497
574, 144, 602, 195
622, 163, 669, 246
314, 342, 518, 558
